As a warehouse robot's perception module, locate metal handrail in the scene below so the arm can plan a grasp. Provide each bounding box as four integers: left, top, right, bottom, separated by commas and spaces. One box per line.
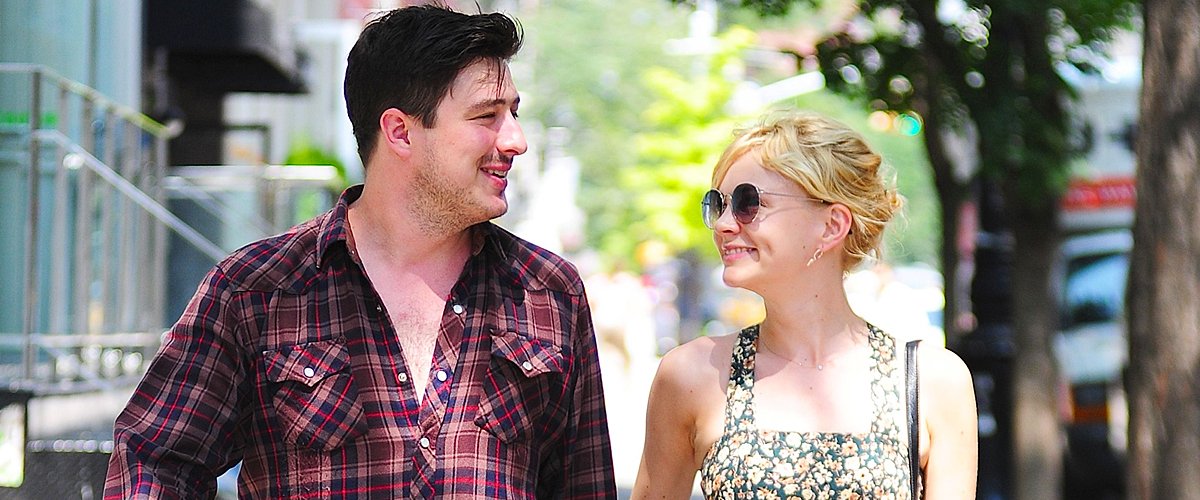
162, 175, 277, 242
1, 63, 183, 389
2, 63, 334, 393
0, 63, 177, 139
34, 130, 226, 260
166, 163, 340, 242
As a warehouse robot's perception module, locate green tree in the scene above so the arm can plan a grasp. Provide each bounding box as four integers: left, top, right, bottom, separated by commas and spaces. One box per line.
696, 0, 1137, 498
616, 27, 757, 261
522, 0, 693, 267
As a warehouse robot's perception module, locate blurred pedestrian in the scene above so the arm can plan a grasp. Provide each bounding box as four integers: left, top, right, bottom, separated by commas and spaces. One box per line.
104, 5, 615, 498
588, 264, 656, 372
631, 109, 976, 498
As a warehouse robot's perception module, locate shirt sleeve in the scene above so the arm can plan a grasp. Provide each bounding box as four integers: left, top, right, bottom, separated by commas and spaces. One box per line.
556, 286, 618, 499
103, 265, 248, 500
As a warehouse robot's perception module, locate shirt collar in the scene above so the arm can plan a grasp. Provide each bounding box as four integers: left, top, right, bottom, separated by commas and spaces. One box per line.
315, 184, 361, 270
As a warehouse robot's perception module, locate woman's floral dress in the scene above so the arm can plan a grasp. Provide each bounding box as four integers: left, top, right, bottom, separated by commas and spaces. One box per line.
699, 324, 917, 499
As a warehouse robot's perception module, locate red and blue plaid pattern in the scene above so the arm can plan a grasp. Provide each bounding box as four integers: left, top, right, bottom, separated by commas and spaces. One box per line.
104, 185, 616, 499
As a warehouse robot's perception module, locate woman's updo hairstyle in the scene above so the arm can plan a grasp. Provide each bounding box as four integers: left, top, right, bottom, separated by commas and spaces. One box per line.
711, 109, 904, 271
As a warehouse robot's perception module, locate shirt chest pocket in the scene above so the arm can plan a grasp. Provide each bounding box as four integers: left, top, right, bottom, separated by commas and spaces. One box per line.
263, 338, 368, 451
475, 330, 568, 443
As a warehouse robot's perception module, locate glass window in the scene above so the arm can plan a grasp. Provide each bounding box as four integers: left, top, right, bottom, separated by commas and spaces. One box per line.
1063, 253, 1129, 328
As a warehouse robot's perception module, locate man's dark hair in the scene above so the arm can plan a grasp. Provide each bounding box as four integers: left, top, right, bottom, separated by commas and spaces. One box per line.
344, 4, 523, 164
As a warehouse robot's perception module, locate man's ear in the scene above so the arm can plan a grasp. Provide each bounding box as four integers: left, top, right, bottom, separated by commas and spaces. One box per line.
379, 108, 413, 155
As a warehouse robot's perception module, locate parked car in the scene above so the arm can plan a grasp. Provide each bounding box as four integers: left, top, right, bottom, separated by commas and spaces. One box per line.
1053, 230, 1131, 500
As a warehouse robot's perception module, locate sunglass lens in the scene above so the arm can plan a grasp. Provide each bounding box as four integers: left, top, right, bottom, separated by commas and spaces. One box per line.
702, 189, 724, 229
732, 183, 760, 225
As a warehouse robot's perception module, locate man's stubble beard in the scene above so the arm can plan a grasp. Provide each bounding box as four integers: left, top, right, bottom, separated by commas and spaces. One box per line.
410, 150, 506, 237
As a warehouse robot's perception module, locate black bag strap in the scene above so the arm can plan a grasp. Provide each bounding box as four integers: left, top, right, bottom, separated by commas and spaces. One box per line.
905, 339, 922, 499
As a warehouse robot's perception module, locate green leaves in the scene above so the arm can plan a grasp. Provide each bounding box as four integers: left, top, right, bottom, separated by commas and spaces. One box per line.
618, 27, 757, 262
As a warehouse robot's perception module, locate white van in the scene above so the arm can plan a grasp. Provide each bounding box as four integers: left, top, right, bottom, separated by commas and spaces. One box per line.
1054, 229, 1131, 499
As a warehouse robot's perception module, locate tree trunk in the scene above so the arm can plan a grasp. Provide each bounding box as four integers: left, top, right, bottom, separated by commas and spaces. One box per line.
909, 62, 972, 342
937, 191, 965, 338
1125, 0, 1200, 497
922, 124, 969, 341
1008, 199, 1063, 500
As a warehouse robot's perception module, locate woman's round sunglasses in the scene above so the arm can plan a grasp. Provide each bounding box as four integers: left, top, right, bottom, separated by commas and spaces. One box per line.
702, 183, 828, 229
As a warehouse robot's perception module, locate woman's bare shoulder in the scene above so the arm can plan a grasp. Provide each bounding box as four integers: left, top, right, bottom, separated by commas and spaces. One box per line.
881, 331, 971, 383
916, 341, 972, 385
653, 331, 741, 393
914, 340, 976, 419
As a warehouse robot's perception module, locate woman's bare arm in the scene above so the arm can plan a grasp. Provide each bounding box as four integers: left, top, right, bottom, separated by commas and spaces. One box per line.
920, 343, 979, 499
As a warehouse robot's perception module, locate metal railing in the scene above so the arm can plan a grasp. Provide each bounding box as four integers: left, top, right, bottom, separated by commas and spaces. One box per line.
165, 164, 340, 249
0, 63, 223, 392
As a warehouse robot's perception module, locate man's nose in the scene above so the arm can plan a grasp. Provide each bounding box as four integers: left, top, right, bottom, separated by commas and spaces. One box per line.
499, 112, 527, 156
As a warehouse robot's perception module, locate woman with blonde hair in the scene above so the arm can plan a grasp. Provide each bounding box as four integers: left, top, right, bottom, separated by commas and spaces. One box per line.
632, 109, 977, 498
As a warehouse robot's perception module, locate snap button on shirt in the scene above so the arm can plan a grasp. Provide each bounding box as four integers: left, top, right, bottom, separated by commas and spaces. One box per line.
303, 367, 315, 378
419, 437, 430, 449
435, 370, 448, 382
452, 304, 464, 314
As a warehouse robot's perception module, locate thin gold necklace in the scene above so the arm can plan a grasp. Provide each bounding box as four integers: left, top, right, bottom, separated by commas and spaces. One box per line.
758, 333, 829, 371
758, 323, 869, 371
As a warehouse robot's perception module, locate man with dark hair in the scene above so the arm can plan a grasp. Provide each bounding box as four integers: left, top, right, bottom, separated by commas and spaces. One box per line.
104, 5, 616, 498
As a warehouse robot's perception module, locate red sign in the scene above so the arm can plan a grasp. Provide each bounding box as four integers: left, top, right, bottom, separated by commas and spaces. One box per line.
1062, 177, 1136, 211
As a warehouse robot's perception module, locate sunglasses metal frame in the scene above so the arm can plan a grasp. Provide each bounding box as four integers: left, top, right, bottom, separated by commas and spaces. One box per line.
702, 182, 828, 229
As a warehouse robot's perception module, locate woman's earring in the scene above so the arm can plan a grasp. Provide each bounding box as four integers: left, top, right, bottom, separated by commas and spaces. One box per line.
806, 247, 824, 267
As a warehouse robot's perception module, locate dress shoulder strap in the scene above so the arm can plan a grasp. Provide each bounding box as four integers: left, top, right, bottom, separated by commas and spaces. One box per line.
720, 325, 760, 431
727, 325, 758, 387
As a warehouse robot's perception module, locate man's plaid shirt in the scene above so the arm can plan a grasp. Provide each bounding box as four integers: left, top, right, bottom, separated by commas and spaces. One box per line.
104, 185, 616, 499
